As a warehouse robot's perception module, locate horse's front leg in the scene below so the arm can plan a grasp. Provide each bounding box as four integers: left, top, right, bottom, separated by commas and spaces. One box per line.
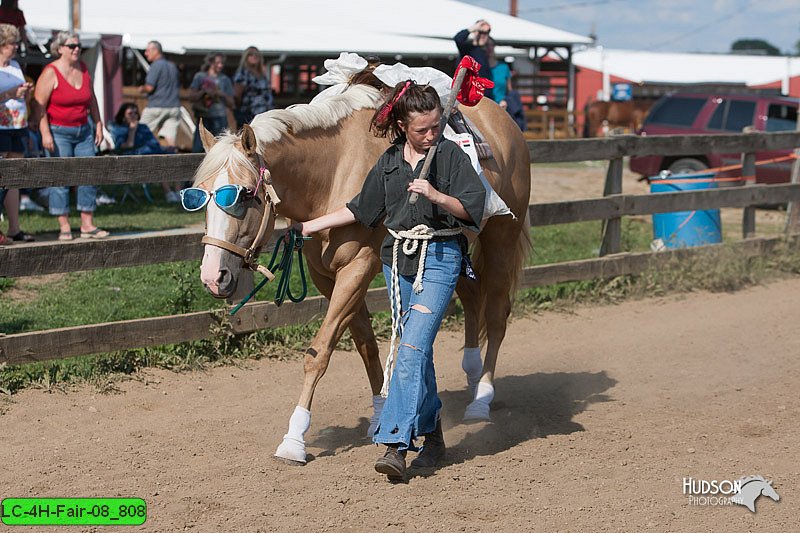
274, 254, 380, 465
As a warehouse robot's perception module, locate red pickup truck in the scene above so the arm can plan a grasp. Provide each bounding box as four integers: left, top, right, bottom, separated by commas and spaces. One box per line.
629, 92, 799, 184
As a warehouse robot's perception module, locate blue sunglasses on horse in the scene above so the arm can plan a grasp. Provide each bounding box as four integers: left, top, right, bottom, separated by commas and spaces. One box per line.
180, 184, 252, 217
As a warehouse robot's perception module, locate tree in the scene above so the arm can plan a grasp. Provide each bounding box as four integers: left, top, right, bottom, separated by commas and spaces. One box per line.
730, 39, 781, 56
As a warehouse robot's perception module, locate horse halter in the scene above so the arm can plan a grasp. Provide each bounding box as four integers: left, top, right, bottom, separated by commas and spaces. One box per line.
200, 151, 281, 281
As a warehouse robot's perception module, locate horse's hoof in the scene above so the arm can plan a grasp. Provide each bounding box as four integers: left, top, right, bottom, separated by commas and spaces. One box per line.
275, 437, 307, 465
463, 400, 491, 422
274, 455, 306, 466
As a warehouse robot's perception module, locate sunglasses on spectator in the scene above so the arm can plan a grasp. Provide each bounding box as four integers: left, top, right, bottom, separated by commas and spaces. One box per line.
477, 30, 491, 35
63, 43, 82, 50
180, 184, 252, 216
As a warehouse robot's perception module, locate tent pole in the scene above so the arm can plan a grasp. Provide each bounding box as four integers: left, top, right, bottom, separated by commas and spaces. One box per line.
70, 0, 81, 32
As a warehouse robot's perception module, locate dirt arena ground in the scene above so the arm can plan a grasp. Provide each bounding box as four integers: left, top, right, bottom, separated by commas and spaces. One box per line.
2, 164, 796, 532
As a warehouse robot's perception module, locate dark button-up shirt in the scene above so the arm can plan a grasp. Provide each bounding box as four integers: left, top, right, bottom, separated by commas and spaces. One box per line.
347, 138, 485, 276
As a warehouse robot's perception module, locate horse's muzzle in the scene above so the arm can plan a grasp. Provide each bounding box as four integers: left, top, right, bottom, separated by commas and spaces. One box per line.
203, 267, 236, 299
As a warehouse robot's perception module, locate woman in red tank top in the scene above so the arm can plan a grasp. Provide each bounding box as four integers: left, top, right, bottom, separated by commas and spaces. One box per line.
33, 31, 108, 240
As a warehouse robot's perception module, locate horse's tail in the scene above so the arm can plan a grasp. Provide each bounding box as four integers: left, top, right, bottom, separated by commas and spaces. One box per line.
471, 209, 532, 344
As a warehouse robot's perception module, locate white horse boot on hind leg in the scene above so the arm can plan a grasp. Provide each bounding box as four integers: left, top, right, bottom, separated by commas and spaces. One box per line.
367, 395, 385, 437
275, 406, 311, 464
463, 381, 494, 421
461, 347, 482, 399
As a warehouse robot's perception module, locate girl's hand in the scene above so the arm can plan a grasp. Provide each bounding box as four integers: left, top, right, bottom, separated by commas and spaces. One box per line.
407, 179, 441, 204
42, 132, 54, 153
287, 221, 305, 237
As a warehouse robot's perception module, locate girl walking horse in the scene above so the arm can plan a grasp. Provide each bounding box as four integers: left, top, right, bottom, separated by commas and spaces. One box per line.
190, 64, 531, 477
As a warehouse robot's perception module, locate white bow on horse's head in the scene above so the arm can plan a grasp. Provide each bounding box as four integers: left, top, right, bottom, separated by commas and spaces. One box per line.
196, 121, 279, 301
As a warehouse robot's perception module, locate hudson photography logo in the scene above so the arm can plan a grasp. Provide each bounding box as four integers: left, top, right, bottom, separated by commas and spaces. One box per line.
683, 475, 780, 512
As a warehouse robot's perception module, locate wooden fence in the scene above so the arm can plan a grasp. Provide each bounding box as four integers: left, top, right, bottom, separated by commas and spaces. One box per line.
2, 131, 800, 364
523, 109, 573, 140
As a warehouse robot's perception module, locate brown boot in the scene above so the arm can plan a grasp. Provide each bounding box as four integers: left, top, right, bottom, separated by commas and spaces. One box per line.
374, 444, 406, 480
410, 419, 445, 468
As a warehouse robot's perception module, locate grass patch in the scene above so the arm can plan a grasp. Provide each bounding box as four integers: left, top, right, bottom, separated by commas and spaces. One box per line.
515, 239, 800, 318
529, 218, 652, 265
3, 205, 798, 395
15, 191, 203, 237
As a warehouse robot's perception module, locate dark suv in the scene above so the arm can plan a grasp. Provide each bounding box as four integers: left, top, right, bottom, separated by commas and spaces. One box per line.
629, 92, 799, 184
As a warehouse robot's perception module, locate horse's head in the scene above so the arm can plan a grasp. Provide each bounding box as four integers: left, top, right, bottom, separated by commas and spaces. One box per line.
761, 480, 780, 502
194, 122, 277, 300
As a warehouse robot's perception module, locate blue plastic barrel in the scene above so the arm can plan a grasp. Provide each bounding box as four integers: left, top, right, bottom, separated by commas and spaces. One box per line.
650, 171, 722, 248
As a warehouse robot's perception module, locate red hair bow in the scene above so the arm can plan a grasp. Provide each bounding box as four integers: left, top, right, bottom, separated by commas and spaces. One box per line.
376, 80, 412, 124
454, 56, 494, 107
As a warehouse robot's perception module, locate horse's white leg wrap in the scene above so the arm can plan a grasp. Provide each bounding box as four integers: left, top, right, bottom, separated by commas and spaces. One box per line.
461, 347, 483, 398
275, 406, 311, 464
463, 381, 494, 421
367, 394, 385, 437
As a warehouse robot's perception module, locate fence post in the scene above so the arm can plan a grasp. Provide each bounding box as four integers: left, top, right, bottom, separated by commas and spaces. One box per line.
741, 152, 756, 239
600, 157, 623, 256
783, 117, 800, 234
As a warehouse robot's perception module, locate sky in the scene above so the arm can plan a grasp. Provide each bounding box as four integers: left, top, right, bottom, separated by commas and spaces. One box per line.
461, 0, 799, 54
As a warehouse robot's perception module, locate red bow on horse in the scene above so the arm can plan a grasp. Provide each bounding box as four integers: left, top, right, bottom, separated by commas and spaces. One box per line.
454, 56, 494, 107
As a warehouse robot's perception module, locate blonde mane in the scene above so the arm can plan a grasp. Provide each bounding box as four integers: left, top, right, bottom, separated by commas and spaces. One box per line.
250, 84, 383, 145
193, 134, 258, 187
193, 84, 384, 186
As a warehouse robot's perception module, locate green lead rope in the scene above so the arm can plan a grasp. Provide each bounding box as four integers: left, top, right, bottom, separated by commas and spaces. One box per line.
229, 230, 310, 315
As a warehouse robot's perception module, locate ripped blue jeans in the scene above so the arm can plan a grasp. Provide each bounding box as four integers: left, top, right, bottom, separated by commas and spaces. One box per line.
373, 239, 461, 451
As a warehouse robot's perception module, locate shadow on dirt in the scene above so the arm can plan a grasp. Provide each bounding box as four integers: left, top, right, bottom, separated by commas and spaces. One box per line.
440, 371, 617, 466
308, 371, 616, 464
310, 418, 372, 459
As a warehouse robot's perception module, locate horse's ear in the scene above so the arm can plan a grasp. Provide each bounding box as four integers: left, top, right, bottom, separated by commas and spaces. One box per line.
198, 119, 217, 152
241, 124, 258, 157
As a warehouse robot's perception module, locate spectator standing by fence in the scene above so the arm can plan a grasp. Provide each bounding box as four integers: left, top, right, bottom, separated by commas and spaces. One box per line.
486, 37, 526, 131
34, 31, 108, 241
138, 40, 182, 202
138, 41, 180, 146
189, 52, 233, 152
232, 46, 273, 128
486, 38, 511, 109
0, 22, 33, 244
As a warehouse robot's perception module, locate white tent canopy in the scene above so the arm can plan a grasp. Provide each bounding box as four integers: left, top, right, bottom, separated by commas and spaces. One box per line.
574, 48, 800, 88
23, 0, 591, 56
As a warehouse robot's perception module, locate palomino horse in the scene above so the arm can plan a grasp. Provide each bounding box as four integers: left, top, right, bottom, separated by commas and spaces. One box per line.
194, 80, 531, 464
